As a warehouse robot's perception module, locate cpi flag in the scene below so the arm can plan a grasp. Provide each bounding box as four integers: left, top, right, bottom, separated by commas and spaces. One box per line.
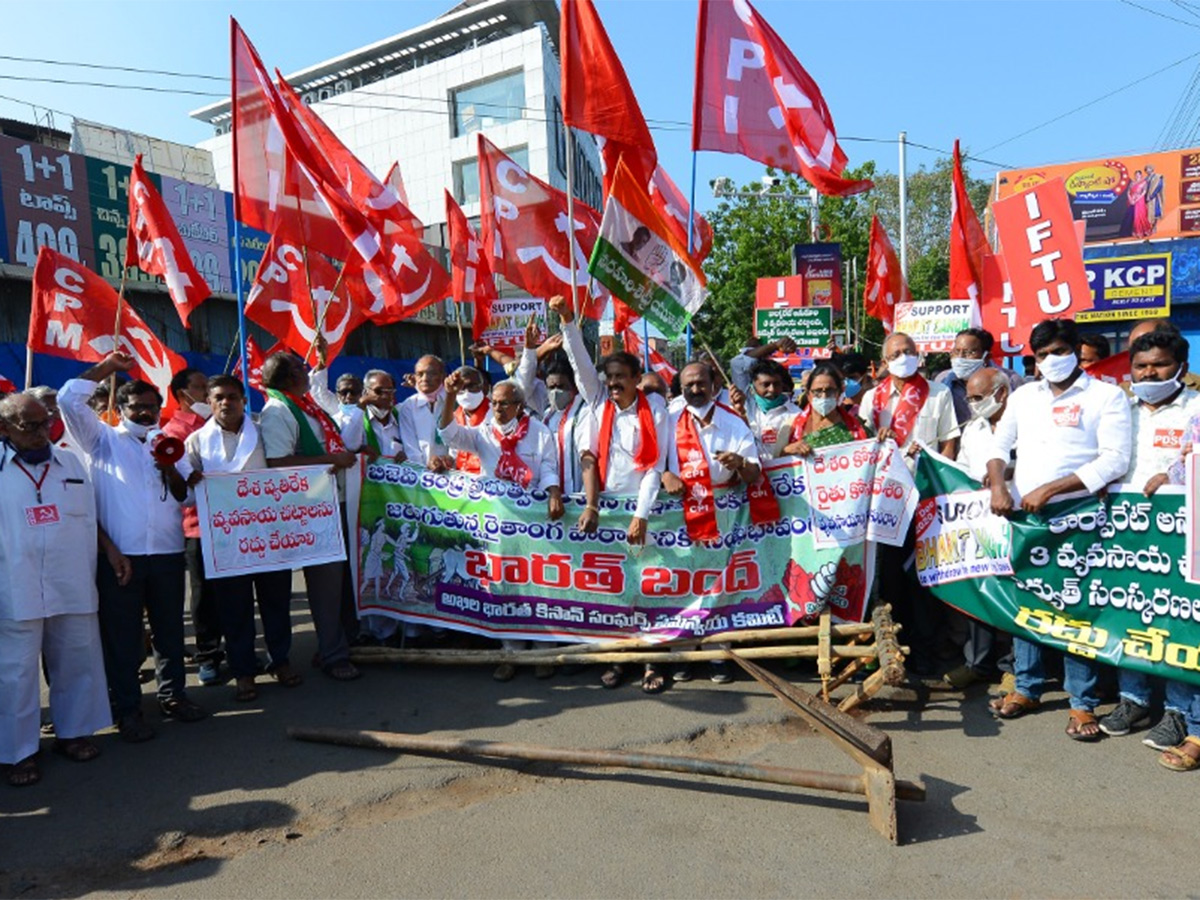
692, 0, 872, 197
125, 154, 211, 328
949, 140, 990, 304
588, 158, 706, 340
445, 190, 497, 341
29, 247, 186, 400
864, 216, 909, 332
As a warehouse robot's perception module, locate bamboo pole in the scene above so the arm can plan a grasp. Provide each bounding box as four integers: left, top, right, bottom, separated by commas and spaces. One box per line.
350, 644, 880, 667
512, 622, 879, 658
106, 264, 130, 421
286, 728, 927, 803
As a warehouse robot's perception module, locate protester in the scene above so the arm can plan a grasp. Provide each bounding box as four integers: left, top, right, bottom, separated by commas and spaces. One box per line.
0, 393, 110, 786
260, 351, 361, 681
731, 358, 800, 460
334, 373, 363, 426
397, 355, 452, 471
25, 386, 72, 456
1125, 318, 1200, 391
1097, 330, 1200, 743
987, 319, 1132, 740
446, 366, 490, 473
58, 353, 206, 742
439, 375, 562, 681
638, 372, 669, 400
576, 344, 668, 691
186, 375, 300, 702
162, 368, 225, 686
942, 367, 1014, 691
782, 363, 869, 455
935, 328, 1023, 426
343, 370, 406, 462
729, 336, 797, 394
1078, 333, 1111, 368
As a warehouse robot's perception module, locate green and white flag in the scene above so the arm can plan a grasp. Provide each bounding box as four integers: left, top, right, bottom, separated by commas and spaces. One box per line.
588, 158, 706, 340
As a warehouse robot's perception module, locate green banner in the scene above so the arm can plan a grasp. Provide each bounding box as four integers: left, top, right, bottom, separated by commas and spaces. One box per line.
914, 454, 1200, 688
350, 459, 886, 642
754, 305, 833, 346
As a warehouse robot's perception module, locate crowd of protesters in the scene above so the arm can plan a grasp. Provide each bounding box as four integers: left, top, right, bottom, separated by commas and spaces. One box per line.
2, 303, 1199, 788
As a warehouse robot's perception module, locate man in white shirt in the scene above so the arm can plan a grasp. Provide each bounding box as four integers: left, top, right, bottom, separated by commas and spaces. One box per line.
342, 370, 406, 462
186, 375, 300, 704
0, 393, 110, 785
861, 332, 960, 677
260, 352, 362, 682
730, 358, 800, 460
987, 319, 1132, 740
58, 353, 206, 742
1095, 329, 1200, 749
934, 328, 1024, 427
439, 376, 562, 681
396, 355, 452, 471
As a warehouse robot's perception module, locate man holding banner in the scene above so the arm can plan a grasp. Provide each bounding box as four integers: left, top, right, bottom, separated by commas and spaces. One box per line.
986, 320, 1132, 740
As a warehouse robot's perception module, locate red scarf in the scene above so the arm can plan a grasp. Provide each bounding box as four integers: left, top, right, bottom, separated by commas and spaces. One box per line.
597, 391, 658, 489
675, 408, 720, 543
282, 390, 346, 453
492, 415, 533, 487
454, 399, 490, 474
870, 375, 929, 446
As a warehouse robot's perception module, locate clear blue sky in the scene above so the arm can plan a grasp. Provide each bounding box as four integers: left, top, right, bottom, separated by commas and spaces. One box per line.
2, 0, 1199, 210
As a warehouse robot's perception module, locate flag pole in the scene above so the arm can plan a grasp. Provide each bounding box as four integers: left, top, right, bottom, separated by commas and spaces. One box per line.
565, 126, 579, 318
230, 19, 252, 412
106, 265, 129, 421
898, 131, 908, 281
684, 150, 698, 362
455, 303, 467, 367
641, 318, 651, 372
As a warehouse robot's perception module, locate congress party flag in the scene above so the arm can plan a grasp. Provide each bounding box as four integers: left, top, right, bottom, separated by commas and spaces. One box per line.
587, 158, 706, 340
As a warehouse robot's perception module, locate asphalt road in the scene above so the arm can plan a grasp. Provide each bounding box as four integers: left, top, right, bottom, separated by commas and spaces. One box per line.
3, 600, 1199, 900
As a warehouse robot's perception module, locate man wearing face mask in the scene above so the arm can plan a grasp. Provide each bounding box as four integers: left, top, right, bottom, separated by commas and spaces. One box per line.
729, 336, 798, 394
162, 368, 224, 686
447, 367, 490, 474
342, 370, 407, 463
334, 374, 363, 428
936, 328, 1024, 426
987, 319, 1132, 740
837, 353, 871, 413
438, 377, 562, 681
0, 393, 110, 786
862, 332, 960, 463
731, 358, 798, 460
58, 353, 206, 742
25, 386, 72, 457
1096, 330, 1200, 744
398, 355, 454, 472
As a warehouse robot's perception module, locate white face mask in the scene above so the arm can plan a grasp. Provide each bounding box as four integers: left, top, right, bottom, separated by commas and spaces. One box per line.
367, 404, 392, 421
497, 415, 521, 435
1130, 369, 1182, 405
810, 395, 840, 417
339, 403, 358, 416
950, 357, 985, 381
458, 390, 485, 412
190, 401, 213, 420
888, 352, 920, 379
547, 387, 573, 411
1037, 351, 1078, 384
968, 391, 1004, 422
121, 419, 153, 440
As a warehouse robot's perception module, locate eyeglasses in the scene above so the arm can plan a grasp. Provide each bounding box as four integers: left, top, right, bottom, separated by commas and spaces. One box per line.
122, 402, 160, 413
493, 400, 522, 408
336, 389, 361, 398
4, 418, 50, 433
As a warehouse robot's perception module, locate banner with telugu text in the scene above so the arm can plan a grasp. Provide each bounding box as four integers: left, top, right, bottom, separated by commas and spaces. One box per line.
914, 454, 1200, 688
347, 455, 910, 643
195, 465, 345, 579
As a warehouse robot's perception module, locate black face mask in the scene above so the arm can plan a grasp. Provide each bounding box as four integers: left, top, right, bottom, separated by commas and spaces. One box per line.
4, 440, 52, 465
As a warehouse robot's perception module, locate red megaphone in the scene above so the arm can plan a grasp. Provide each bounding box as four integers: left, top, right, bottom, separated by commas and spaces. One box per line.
151, 435, 185, 465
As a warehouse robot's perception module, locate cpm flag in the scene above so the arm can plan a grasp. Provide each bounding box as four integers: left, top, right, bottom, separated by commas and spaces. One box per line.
445, 190, 497, 341
949, 140, 990, 304
29, 246, 186, 401
692, 0, 872, 197
588, 158, 707, 340
864, 216, 909, 332
125, 154, 212, 328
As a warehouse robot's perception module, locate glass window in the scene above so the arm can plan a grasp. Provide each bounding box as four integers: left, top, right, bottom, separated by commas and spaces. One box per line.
452, 70, 525, 137
454, 146, 529, 205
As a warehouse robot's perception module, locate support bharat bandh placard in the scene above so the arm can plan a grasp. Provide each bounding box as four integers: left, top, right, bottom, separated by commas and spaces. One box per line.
347, 454, 916, 642
893, 301, 977, 352
915, 454, 1200, 688
588, 159, 705, 340
479, 297, 546, 354
194, 466, 345, 578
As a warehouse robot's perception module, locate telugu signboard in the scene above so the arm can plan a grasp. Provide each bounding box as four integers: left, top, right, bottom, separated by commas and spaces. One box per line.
892, 300, 977, 352
754, 305, 832, 346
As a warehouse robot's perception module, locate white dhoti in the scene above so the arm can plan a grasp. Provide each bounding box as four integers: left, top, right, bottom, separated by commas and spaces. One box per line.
0, 614, 111, 764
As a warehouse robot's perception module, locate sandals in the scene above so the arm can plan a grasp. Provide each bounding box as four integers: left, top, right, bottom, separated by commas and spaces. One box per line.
989, 691, 1040, 720
600, 664, 625, 689
1066, 709, 1103, 742
53, 737, 100, 762
6, 754, 41, 787
268, 665, 303, 688
641, 665, 667, 694
234, 677, 259, 703
323, 661, 362, 681
1160, 736, 1200, 771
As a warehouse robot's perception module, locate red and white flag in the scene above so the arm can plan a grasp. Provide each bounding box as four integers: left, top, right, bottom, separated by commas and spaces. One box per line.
623, 327, 677, 381
124, 155, 212, 328
561, 0, 657, 192
864, 216, 909, 332
950, 140, 990, 303
29, 247, 186, 400
648, 165, 713, 263
692, 0, 872, 197
232, 334, 273, 394
478, 134, 608, 317
245, 235, 367, 366
384, 161, 424, 238
445, 190, 497, 341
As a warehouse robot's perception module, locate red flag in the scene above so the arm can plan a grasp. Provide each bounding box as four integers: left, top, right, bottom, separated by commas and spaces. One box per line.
623, 327, 677, 381
384, 161, 424, 237
245, 235, 367, 366
478, 134, 608, 317
692, 0, 872, 197
561, 0, 657, 192
648, 165, 713, 263
1085, 351, 1131, 386
950, 140, 990, 303
0, 375, 16, 394
29, 247, 186, 401
232, 335, 273, 394
445, 190, 497, 341
864, 216, 909, 332
125, 155, 212, 328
